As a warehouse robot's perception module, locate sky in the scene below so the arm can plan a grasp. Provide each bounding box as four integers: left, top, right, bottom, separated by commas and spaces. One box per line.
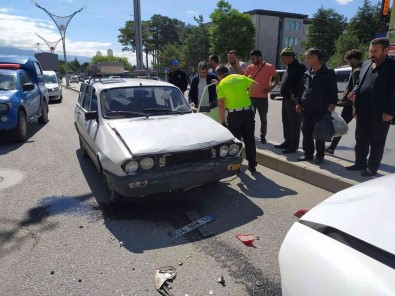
0, 0, 382, 65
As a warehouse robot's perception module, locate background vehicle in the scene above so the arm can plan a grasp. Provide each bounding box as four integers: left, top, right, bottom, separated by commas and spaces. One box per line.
43, 70, 62, 103
334, 66, 352, 102
0, 56, 49, 141
69, 75, 79, 83
279, 174, 395, 296
269, 69, 285, 100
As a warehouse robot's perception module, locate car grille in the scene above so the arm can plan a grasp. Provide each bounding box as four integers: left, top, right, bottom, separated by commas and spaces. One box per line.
159, 148, 214, 167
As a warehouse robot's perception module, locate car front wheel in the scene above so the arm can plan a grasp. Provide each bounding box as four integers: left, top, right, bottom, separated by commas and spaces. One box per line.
101, 169, 124, 204
13, 110, 28, 142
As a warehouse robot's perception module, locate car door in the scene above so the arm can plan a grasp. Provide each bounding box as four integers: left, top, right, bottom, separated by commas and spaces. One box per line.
19, 72, 40, 119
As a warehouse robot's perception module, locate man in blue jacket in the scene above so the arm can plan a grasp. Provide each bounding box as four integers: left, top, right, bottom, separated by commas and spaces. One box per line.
346, 37, 395, 176
188, 61, 218, 108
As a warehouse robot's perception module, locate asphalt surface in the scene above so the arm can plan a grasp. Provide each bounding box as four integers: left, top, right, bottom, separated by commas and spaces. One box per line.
0, 86, 333, 295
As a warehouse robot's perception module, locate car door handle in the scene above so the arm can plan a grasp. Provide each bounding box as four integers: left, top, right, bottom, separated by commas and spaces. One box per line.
78, 111, 82, 114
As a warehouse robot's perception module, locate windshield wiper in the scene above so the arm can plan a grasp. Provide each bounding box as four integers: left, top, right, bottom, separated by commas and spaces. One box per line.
142, 107, 190, 114
106, 111, 148, 118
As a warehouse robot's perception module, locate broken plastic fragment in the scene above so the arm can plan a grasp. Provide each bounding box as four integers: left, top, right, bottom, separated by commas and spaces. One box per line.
155, 266, 177, 290
217, 275, 225, 286
236, 234, 255, 246
209, 290, 214, 295
293, 209, 309, 218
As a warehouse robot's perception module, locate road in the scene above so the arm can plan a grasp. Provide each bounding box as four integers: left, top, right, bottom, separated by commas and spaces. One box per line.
0, 87, 332, 296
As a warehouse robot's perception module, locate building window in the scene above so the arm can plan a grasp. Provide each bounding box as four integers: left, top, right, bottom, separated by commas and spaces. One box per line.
285, 20, 301, 30
284, 37, 299, 46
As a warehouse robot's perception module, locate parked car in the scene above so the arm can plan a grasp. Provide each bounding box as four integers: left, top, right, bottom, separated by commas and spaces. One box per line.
334, 66, 352, 102
0, 56, 49, 141
269, 69, 286, 100
43, 70, 62, 103
74, 77, 243, 202
279, 174, 395, 296
108, 75, 120, 79
69, 75, 79, 83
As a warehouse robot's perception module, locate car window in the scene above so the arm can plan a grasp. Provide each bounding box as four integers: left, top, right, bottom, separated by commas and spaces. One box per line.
19, 72, 33, 86
101, 86, 190, 117
0, 73, 17, 90
82, 85, 93, 110
335, 71, 351, 82
43, 74, 58, 83
91, 89, 98, 112
78, 84, 87, 105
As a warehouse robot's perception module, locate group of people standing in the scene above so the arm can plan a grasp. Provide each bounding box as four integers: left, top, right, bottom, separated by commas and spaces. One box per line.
168, 37, 395, 176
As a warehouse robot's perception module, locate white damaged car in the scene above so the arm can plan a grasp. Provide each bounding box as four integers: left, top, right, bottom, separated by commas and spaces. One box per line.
74, 77, 243, 202
279, 174, 395, 295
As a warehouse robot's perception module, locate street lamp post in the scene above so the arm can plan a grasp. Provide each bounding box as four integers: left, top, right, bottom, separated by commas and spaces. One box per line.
133, 0, 144, 70
34, 2, 82, 87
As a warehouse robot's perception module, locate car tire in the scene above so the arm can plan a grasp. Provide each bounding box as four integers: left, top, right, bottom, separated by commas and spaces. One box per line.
79, 136, 89, 158
38, 101, 49, 124
101, 169, 124, 204
59, 93, 63, 103
13, 110, 28, 142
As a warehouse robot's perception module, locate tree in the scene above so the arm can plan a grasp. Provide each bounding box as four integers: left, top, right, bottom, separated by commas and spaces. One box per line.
181, 15, 210, 74
327, 33, 367, 68
209, 0, 256, 62
156, 43, 180, 73
304, 7, 347, 62
348, 0, 382, 45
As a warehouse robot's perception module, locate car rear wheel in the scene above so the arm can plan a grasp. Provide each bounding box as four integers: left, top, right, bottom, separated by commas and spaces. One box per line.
38, 101, 49, 124
13, 110, 27, 142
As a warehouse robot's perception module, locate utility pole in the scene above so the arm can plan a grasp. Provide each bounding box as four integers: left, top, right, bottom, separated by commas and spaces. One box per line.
133, 0, 144, 70
34, 2, 82, 87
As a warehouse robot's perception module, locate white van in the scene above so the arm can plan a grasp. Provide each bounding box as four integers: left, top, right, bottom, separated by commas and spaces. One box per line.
269, 69, 286, 100
334, 66, 352, 101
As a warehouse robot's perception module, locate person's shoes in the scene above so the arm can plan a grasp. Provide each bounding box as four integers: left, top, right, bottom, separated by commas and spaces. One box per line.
282, 149, 296, 154
248, 160, 257, 173
260, 137, 267, 144
297, 155, 313, 161
361, 168, 376, 176
346, 164, 366, 171
314, 157, 324, 164
324, 148, 334, 156
274, 143, 287, 149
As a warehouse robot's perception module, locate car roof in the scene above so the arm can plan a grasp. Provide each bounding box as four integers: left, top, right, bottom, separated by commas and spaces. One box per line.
86, 78, 177, 92
335, 66, 352, 72
301, 174, 395, 255
43, 70, 56, 75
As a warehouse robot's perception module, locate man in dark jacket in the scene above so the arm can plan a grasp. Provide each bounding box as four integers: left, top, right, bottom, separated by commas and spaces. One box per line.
275, 46, 306, 154
296, 48, 338, 164
325, 49, 363, 155
188, 61, 218, 107
168, 60, 188, 93
346, 37, 395, 176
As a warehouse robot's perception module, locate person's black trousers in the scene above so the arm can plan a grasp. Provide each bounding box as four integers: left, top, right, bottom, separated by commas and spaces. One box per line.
282, 98, 301, 150
354, 105, 390, 172
227, 109, 256, 165
301, 110, 327, 158
329, 105, 354, 150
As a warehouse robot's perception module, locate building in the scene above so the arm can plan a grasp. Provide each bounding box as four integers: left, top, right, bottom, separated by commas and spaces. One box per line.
246, 10, 308, 69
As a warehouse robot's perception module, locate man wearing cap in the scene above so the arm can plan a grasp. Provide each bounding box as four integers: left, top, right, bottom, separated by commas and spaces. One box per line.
245, 49, 280, 143
274, 46, 306, 154
216, 64, 259, 173
168, 60, 188, 94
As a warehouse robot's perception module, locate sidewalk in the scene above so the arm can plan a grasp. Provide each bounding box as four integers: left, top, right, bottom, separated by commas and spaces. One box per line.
64, 83, 392, 193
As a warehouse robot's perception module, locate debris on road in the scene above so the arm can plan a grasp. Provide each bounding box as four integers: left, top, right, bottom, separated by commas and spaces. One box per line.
209, 290, 214, 295
217, 275, 225, 286
119, 241, 124, 247
168, 215, 215, 238
293, 209, 309, 218
155, 266, 177, 296
236, 234, 255, 246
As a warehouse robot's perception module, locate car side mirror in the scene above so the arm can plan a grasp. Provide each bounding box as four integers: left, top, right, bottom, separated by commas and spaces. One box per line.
85, 111, 98, 122
199, 105, 210, 112
22, 82, 35, 92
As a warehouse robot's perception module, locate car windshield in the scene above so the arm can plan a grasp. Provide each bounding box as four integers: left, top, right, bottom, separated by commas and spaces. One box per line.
100, 86, 191, 118
0, 73, 17, 90
43, 74, 58, 84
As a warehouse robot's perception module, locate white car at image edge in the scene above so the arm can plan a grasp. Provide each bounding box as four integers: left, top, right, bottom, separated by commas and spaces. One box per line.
279, 174, 395, 296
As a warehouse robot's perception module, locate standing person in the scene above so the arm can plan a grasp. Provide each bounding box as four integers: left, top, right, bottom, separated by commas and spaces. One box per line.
245, 49, 280, 143
274, 46, 306, 153
295, 48, 338, 164
227, 50, 247, 74
168, 60, 188, 94
188, 61, 218, 107
346, 37, 395, 176
208, 54, 219, 74
325, 49, 363, 156
216, 65, 259, 173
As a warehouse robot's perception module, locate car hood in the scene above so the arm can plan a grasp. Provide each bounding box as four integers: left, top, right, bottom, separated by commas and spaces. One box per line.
45, 83, 59, 89
301, 174, 395, 255
107, 113, 236, 155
